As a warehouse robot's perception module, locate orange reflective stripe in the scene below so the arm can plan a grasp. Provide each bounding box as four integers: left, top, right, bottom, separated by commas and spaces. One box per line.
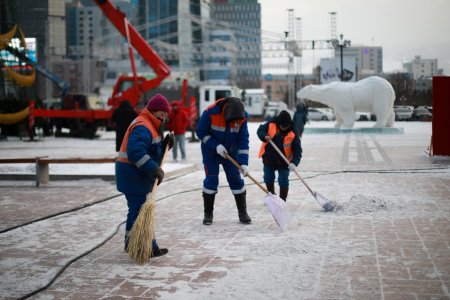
208, 98, 245, 133
210, 114, 226, 132
117, 110, 160, 163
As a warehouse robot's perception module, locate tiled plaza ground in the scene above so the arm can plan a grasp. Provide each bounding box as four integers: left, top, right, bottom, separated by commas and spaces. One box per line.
1, 122, 449, 299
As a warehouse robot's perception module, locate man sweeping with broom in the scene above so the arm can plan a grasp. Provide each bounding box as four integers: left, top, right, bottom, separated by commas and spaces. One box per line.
116, 94, 174, 259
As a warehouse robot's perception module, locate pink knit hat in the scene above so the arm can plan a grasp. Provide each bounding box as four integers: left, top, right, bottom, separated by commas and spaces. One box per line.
146, 94, 171, 113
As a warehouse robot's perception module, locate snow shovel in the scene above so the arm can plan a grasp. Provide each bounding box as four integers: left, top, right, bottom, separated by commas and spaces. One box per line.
224, 153, 291, 231
268, 139, 335, 211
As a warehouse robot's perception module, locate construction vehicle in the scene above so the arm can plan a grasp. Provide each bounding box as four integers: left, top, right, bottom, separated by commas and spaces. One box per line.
26, 0, 171, 137
4, 45, 70, 100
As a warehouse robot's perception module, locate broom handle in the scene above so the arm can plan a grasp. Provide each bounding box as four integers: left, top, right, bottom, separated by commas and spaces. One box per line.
268, 139, 315, 196
224, 153, 269, 194
150, 136, 171, 191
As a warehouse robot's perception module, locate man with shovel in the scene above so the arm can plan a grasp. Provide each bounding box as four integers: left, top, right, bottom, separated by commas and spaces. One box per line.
196, 97, 252, 225
257, 110, 302, 201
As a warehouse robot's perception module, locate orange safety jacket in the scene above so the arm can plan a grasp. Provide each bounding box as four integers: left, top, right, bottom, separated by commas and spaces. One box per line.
207, 98, 246, 133
117, 110, 160, 165
258, 123, 295, 161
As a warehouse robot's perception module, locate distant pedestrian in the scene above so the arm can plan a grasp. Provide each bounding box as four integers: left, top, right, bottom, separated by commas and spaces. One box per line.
115, 94, 174, 258
196, 97, 252, 225
257, 110, 302, 201
167, 100, 190, 162
293, 103, 308, 138
112, 100, 138, 152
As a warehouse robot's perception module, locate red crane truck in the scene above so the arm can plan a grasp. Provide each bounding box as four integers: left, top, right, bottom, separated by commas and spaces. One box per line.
30, 0, 172, 137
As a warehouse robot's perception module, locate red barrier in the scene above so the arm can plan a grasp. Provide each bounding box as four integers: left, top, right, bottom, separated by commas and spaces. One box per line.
432, 76, 450, 156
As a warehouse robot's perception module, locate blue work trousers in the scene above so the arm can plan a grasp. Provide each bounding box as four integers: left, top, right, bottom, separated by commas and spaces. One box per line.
263, 165, 290, 188
203, 158, 245, 194
124, 193, 158, 249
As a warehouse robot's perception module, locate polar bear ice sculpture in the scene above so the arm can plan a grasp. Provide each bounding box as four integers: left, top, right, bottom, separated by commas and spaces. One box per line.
297, 76, 396, 128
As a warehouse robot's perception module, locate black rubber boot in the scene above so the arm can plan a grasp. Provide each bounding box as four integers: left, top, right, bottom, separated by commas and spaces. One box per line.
203, 192, 215, 225
280, 187, 289, 202
266, 182, 275, 194
151, 248, 169, 258
234, 191, 252, 224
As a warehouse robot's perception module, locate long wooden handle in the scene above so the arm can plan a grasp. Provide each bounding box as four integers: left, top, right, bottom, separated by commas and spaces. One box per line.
267, 139, 314, 196
224, 153, 269, 194
151, 140, 171, 191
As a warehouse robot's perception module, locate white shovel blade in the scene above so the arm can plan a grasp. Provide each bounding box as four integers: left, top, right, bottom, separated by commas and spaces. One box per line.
263, 193, 291, 231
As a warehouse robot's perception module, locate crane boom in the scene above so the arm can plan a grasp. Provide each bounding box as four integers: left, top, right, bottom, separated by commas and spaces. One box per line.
92, 0, 171, 108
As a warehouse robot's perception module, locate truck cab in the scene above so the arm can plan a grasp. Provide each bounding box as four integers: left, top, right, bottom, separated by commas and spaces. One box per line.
198, 85, 240, 114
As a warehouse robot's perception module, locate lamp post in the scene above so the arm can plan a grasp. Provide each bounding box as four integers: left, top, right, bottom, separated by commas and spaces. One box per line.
332, 34, 351, 81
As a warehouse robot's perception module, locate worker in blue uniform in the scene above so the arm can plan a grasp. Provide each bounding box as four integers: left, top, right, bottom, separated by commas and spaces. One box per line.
116, 94, 174, 258
196, 97, 252, 225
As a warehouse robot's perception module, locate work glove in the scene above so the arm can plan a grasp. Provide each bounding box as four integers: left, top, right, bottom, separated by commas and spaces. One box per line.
240, 165, 249, 176
288, 163, 296, 171
162, 133, 174, 150
150, 167, 165, 185
216, 144, 228, 158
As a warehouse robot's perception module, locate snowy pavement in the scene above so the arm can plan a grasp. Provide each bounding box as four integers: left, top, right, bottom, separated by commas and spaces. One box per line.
1, 121, 450, 299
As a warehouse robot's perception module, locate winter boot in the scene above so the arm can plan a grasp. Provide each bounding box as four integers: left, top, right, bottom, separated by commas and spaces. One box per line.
203, 192, 215, 225
280, 187, 289, 202
234, 191, 252, 224
151, 248, 169, 258
124, 230, 130, 252
150, 240, 168, 258
266, 182, 275, 194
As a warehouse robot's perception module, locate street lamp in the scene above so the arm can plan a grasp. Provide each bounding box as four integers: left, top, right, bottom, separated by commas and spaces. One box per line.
332, 34, 351, 81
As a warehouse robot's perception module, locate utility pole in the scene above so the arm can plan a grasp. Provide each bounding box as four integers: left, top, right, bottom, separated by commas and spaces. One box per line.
286, 9, 295, 109
332, 34, 351, 81
295, 17, 302, 103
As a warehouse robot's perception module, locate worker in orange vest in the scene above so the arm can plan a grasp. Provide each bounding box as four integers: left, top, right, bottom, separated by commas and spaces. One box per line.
116, 94, 174, 258
257, 110, 302, 201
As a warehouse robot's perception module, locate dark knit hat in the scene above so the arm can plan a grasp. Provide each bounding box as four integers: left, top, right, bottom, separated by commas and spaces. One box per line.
223, 97, 245, 122
276, 110, 293, 127
146, 94, 171, 113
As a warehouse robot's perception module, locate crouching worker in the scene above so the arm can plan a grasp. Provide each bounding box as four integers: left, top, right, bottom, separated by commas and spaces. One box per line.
115, 94, 174, 258
257, 110, 302, 201
196, 97, 251, 225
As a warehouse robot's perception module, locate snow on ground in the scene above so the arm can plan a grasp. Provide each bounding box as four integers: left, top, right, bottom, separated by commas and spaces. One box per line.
1, 120, 450, 299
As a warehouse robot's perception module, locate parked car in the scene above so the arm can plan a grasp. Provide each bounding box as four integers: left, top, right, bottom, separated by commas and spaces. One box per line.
413, 106, 432, 120
307, 108, 335, 121
263, 106, 295, 120
394, 106, 413, 121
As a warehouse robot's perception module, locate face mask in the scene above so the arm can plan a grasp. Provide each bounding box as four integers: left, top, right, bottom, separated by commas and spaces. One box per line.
159, 117, 167, 133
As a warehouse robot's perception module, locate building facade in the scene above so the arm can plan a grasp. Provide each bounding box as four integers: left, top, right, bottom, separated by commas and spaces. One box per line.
15, 0, 67, 99
138, 0, 208, 74
211, 0, 261, 88
334, 46, 382, 80
403, 55, 440, 80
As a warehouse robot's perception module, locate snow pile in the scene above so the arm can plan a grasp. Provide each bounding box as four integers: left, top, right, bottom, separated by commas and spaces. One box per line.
334, 194, 394, 215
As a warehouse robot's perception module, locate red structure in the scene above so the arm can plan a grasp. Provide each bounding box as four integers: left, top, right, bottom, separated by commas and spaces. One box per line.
431, 76, 450, 156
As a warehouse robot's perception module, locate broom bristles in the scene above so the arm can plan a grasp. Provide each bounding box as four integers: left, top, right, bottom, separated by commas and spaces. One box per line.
127, 193, 156, 264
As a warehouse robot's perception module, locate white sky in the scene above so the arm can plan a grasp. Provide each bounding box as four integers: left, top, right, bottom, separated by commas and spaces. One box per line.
259, 0, 450, 75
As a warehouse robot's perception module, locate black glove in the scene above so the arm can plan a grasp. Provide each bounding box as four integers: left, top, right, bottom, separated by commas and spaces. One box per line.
162, 133, 174, 150
150, 167, 165, 185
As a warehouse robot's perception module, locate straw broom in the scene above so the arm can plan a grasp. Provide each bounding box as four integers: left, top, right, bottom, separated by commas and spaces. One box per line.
127, 142, 170, 263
